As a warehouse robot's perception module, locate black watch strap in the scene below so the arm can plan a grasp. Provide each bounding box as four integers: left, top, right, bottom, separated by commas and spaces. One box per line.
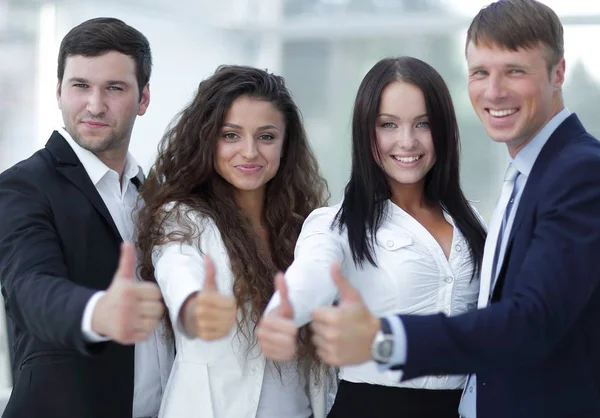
380, 317, 392, 335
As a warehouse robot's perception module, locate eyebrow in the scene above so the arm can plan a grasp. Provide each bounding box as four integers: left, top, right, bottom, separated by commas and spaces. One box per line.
469, 63, 529, 72
377, 113, 428, 120
66, 77, 130, 87
222, 123, 280, 131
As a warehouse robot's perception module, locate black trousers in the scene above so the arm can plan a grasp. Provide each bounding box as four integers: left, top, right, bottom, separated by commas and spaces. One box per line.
327, 380, 462, 418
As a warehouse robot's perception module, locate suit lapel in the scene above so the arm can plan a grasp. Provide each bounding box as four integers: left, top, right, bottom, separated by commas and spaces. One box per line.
45, 131, 123, 242
492, 115, 586, 298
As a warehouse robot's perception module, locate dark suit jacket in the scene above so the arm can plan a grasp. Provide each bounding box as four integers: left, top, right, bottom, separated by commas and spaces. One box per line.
397, 114, 600, 417
0, 132, 134, 418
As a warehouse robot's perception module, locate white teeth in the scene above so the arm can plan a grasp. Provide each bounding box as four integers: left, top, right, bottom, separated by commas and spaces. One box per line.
393, 155, 421, 163
489, 108, 517, 117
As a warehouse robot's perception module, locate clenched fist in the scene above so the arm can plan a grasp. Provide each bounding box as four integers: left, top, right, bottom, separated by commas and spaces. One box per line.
92, 242, 165, 344
181, 255, 237, 340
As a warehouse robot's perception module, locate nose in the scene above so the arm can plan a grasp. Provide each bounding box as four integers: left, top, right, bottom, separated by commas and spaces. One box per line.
397, 126, 418, 150
483, 73, 508, 102
240, 137, 259, 160
86, 88, 107, 116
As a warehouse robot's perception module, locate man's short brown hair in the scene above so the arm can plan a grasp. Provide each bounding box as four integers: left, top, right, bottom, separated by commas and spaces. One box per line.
466, 0, 564, 72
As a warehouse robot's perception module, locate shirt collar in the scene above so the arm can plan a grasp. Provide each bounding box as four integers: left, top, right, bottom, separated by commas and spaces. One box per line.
512, 107, 571, 177
57, 126, 143, 186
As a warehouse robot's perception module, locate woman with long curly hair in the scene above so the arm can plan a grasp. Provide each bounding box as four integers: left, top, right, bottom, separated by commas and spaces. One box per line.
136, 65, 331, 418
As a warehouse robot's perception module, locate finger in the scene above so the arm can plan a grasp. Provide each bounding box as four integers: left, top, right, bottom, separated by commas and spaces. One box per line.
134, 282, 163, 301
196, 294, 236, 310
311, 306, 338, 325
138, 300, 165, 319
130, 330, 153, 343
275, 273, 293, 319
260, 316, 297, 336
114, 242, 136, 282
260, 342, 296, 361
133, 317, 160, 334
316, 346, 339, 367
330, 262, 360, 303
203, 255, 218, 293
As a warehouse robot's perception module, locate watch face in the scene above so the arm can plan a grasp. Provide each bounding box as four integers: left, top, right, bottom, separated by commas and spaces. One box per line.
378, 339, 393, 359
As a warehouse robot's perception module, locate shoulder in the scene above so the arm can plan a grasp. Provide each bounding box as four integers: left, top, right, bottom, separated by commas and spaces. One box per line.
0, 149, 53, 186
545, 132, 600, 184
300, 202, 343, 235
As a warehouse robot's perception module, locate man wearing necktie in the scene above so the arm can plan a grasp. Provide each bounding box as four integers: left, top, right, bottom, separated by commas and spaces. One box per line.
307, 1, 600, 417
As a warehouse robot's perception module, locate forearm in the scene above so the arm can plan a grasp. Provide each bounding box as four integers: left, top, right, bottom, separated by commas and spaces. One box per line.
4, 272, 103, 354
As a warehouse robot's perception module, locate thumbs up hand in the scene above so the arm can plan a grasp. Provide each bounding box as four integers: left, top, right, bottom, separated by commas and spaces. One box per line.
310, 262, 380, 366
257, 273, 298, 361
183, 255, 237, 341
92, 242, 165, 344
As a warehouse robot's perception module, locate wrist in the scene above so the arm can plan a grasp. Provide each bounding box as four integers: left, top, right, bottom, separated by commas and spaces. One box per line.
371, 317, 394, 364
90, 293, 109, 337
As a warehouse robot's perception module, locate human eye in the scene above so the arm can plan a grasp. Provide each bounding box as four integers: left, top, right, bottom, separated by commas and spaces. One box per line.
73, 83, 89, 89
380, 122, 397, 129
107, 86, 124, 91
222, 132, 239, 141
470, 69, 488, 77
416, 121, 430, 129
258, 133, 275, 141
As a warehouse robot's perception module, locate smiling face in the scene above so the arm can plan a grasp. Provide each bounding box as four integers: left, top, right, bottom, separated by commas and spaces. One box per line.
375, 81, 436, 193
57, 51, 149, 159
215, 95, 285, 196
466, 41, 565, 157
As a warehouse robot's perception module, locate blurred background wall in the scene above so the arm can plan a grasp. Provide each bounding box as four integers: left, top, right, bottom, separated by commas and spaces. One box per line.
2, 0, 600, 399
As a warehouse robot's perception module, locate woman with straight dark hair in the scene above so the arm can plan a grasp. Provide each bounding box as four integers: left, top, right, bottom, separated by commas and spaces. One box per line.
136, 65, 333, 418
258, 56, 486, 417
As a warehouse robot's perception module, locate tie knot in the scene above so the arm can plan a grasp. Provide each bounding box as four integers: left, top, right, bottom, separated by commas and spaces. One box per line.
504, 164, 519, 183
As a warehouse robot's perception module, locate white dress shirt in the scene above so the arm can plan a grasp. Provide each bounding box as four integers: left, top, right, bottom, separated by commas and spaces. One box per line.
266, 200, 479, 389
152, 203, 332, 418
58, 128, 173, 418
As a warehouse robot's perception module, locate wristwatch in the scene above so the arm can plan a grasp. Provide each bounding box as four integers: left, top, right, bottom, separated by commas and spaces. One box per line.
371, 317, 394, 364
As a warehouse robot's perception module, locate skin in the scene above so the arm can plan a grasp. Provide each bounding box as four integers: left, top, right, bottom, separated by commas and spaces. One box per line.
57, 51, 150, 178
180, 96, 286, 341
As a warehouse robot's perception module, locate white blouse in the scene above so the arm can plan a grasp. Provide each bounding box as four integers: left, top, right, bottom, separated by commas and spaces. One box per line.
266, 200, 480, 390
152, 204, 330, 418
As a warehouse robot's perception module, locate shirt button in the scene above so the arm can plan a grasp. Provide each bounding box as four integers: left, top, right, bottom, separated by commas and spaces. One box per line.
455, 244, 462, 252
443, 308, 450, 315
444, 276, 454, 283
469, 386, 474, 393
482, 382, 487, 386
437, 374, 443, 379
510, 198, 515, 204
386, 240, 394, 248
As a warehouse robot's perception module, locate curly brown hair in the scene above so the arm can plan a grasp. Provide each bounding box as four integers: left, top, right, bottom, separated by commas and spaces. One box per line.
136, 65, 328, 359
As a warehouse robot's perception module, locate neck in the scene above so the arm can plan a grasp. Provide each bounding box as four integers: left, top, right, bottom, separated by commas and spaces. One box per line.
234, 187, 266, 229
389, 180, 429, 215
507, 95, 565, 159
96, 149, 128, 181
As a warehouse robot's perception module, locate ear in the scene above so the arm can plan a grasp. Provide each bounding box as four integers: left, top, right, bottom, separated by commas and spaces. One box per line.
137, 83, 150, 116
56, 80, 62, 109
553, 58, 566, 90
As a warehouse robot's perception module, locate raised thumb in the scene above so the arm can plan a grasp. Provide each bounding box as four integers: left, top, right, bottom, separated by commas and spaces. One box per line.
331, 262, 360, 303
202, 254, 218, 293
114, 241, 136, 281
275, 272, 293, 319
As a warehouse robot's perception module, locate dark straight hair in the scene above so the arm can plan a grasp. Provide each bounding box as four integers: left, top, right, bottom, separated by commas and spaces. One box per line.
334, 56, 486, 276
57, 17, 152, 97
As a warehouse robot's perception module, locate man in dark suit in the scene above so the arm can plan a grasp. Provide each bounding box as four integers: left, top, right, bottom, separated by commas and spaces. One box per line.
307, 1, 600, 417
0, 18, 166, 418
